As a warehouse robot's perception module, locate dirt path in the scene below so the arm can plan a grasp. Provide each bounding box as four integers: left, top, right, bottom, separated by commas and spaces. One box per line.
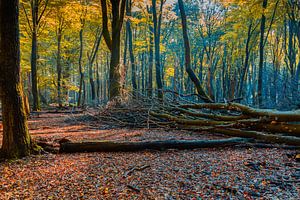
0, 112, 299, 199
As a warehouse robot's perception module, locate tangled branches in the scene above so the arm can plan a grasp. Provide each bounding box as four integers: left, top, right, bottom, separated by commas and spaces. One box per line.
94, 91, 300, 146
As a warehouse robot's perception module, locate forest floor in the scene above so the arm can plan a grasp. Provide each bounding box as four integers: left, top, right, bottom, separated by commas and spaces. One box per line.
0, 110, 299, 199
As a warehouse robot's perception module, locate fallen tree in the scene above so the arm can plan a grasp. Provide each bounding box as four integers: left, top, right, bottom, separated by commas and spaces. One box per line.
88, 91, 300, 147
59, 138, 252, 153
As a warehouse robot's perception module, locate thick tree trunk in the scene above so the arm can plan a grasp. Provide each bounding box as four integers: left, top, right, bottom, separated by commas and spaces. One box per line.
0, 0, 33, 158
60, 138, 251, 153
179, 102, 300, 122
101, 0, 126, 101
109, 31, 122, 100
212, 128, 300, 146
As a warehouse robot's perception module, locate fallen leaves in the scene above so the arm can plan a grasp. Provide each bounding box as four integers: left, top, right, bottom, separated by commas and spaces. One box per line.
0, 111, 299, 199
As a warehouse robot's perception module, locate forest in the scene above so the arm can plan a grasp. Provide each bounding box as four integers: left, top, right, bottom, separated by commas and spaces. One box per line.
0, 0, 299, 199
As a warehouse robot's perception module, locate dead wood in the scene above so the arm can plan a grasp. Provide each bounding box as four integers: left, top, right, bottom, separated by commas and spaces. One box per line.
179, 103, 300, 122
211, 128, 300, 146
124, 165, 150, 177
89, 92, 300, 146
59, 138, 252, 153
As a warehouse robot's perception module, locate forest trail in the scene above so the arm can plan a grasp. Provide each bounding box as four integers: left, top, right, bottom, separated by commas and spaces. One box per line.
0, 111, 299, 199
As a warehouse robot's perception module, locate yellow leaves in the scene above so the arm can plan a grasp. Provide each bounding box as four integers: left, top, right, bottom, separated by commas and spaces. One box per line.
160, 43, 166, 53
126, 16, 147, 25
67, 85, 79, 92
166, 67, 175, 78
220, 31, 238, 42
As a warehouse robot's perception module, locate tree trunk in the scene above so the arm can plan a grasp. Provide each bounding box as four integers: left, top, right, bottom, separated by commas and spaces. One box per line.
212, 128, 300, 146
126, 0, 137, 96
258, 0, 268, 107
147, 7, 154, 97
28, 0, 49, 111
178, 0, 213, 103
57, 31, 62, 107
88, 29, 102, 104
31, 30, 40, 111
88, 62, 96, 103
239, 22, 253, 98
0, 0, 33, 158
152, 0, 163, 100
96, 61, 100, 101
78, 28, 84, 107
109, 30, 122, 100
60, 138, 251, 153
101, 0, 126, 101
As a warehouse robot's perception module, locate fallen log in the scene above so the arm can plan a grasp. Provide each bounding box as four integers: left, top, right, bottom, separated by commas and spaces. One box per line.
173, 106, 249, 121
179, 103, 300, 122
242, 122, 300, 137
59, 138, 252, 153
150, 111, 229, 126
212, 128, 300, 146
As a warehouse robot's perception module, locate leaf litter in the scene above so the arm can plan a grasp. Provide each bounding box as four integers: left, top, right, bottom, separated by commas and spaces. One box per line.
0, 111, 299, 199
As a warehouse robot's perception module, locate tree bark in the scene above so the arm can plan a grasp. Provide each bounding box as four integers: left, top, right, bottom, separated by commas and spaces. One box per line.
0, 0, 33, 158
152, 0, 163, 100
258, 0, 268, 107
78, 28, 84, 107
147, 6, 154, 97
96, 61, 100, 101
100, 0, 126, 101
126, 0, 137, 96
22, 0, 49, 111
178, 0, 213, 103
212, 128, 300, 146
179, 102, 300, 122
31, 29, 40, 111
57, 30, 62, 107
239, 22, 253, 98
60, 138, 251, 153
88, 29, 102, 103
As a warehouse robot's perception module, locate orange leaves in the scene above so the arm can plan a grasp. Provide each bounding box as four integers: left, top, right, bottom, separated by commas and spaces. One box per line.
102, 187, 109, 195
0, 112, 299, 199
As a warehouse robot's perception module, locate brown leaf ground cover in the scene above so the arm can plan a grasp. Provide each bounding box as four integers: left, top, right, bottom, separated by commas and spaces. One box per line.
0, 111, 299, 199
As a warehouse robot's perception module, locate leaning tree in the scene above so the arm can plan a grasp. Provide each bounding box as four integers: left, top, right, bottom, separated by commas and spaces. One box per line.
0, 0, 36, 158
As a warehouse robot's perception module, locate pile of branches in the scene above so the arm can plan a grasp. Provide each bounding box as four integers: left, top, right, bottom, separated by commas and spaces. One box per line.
95, 91, 300, 146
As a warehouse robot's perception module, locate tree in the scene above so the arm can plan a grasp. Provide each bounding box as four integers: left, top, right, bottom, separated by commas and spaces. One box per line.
178, 0, 213, 103
21, 0, 49, 111
257, 0, 268, 107
0, 0, 33, 158
152, 0, 164, 100
87, 28, 102, 103
49, 0, 79, 107
147, 5, 154, 97
126, 0, 137, 96
77, 0, 87, 107
100, 0, 127, 101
